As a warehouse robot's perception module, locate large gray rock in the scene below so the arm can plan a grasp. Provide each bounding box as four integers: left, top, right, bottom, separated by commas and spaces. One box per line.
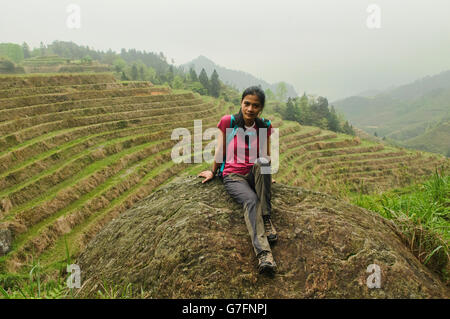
76, 175, 449, 298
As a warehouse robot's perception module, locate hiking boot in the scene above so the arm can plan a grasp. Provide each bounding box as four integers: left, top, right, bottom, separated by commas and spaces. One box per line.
257, 251, 277, 274
263, 215, 278, 243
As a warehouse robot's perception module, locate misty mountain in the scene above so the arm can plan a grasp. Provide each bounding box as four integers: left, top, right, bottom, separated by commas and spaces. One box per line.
332, 70, 450, 156
180, 55, 298, 99
355, 89, 383, 98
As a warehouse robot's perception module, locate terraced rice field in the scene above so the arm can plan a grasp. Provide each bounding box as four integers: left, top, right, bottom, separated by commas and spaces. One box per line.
0, 73, 235, 272
0, 73, 447, 274
272, 121, 449, 195
21, 56, 111, 73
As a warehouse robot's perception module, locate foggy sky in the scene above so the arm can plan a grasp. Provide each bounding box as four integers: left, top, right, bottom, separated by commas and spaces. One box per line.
1, 0, 450, 101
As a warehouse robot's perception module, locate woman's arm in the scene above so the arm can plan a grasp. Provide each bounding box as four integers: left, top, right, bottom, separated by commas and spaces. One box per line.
198, 128, 226, 183
212, 129, 226, 175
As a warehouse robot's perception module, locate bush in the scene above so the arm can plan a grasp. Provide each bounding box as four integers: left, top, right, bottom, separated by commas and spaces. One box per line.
0, 58, 25, 74
0, 58, 16, 73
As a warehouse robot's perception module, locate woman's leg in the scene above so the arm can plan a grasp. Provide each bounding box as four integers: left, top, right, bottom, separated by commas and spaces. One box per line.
223, 174, 271, 256
246, 157, 272, 217
247, 158, 277, 242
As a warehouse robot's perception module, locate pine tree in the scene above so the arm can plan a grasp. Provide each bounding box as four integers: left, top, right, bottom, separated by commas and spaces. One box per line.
309, 96, 330, 127
327, 105, 341, 132
189, 67, 198, 82
343, 121, 353, 135
285, 97, 297, 121
210, 69, 220, 97
198, 68, 210, 94
314, 97, 330, 119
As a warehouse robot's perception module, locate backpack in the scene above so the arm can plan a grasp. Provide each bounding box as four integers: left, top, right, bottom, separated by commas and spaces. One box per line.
217, 115, 271, 177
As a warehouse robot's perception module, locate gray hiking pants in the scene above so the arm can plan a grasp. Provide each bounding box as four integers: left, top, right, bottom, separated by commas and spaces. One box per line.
222, 158, 272, 256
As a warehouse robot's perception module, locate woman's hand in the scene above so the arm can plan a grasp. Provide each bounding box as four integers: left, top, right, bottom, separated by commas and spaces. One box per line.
198, 170, 214, 183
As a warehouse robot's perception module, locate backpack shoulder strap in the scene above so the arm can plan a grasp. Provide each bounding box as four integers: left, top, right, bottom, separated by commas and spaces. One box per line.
226, 114, 238, 144
219, 115, 238, 177
261, 117, 271, 127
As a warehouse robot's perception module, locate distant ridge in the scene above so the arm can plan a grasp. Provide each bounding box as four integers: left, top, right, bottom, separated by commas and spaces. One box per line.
180, 55, 298, 98
332, 70, 450, 156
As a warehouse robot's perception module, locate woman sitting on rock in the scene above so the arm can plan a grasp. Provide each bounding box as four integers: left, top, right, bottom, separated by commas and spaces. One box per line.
198, 86, 278, 274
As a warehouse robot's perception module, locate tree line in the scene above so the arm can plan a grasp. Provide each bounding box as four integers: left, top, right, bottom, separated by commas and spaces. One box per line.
268, 93, 355, 135
0, 41, 236, 101
1, 41, 355, 135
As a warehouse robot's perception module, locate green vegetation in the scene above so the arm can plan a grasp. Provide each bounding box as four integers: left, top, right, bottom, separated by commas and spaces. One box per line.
0, 237, 150, 299
0, 58, 24, 74
402, 117, 450, 157
1, 41, 242, 106
0, 43, 24, 63
266, 93, 355, 136
350, 169, 449, 281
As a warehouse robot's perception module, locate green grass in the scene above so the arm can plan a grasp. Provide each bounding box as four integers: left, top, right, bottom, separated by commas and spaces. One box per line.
0, 236, 149, 299
350, 167, 449, 281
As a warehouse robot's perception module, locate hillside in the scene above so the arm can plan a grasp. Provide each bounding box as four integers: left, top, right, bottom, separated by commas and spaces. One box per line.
0, 73, 231, 272
181, 55, 298, 99
270, 122, 448, 196
0, 73, 447, 277
20, 55, 112, 74
402, 119, 450, 156
332, 70, 450, 156
76, 176, 449, 298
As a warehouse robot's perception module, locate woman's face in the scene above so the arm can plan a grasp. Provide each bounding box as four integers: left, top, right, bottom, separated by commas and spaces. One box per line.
241, 94, 263, 123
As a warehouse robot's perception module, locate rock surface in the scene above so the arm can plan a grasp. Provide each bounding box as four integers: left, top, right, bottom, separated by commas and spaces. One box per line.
77, 175, 449, 298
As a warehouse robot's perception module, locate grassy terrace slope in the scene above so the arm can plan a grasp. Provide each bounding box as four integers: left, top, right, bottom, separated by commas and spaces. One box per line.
0, 73, 233, 272
20, 56, 112, 74
271, 121, 449, 196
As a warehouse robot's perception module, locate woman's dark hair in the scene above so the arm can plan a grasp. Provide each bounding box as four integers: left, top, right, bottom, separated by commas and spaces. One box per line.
233, 86, 268, 129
